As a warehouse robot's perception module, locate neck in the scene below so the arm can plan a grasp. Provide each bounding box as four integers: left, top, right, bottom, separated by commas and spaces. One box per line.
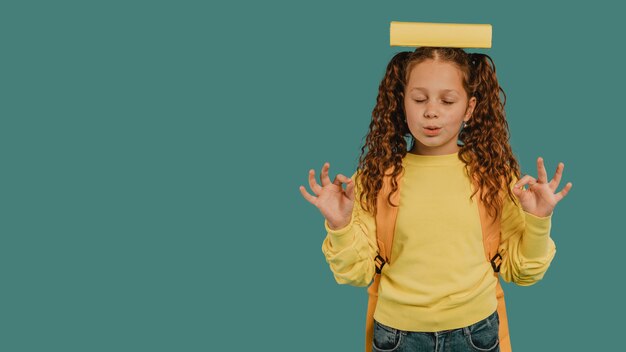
409, 145, 461, 156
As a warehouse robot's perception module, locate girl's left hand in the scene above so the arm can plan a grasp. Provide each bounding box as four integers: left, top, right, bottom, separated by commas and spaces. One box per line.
513, 157, 573, 218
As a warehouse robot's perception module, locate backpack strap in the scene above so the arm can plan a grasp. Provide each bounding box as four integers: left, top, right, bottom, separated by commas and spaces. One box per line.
474, 179, 512, 352
365, 167, 401, 352
375, 167, 403, 269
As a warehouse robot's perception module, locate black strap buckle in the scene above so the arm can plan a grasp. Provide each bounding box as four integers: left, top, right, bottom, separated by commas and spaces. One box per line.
490, 252, 502, 273
374, 253, 386, 274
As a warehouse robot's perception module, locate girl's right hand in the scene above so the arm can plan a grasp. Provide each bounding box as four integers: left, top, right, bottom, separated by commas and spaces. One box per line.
299, 162, 355, 230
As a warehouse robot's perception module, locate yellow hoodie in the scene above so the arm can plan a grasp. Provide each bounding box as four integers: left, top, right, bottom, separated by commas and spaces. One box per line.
321, 151, 557, 332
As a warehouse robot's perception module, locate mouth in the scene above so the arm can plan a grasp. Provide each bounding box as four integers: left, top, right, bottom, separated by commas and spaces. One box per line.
423, 126, 442, 136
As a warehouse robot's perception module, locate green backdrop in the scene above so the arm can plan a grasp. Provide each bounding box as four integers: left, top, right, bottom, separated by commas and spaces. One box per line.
1, 0, 621, 350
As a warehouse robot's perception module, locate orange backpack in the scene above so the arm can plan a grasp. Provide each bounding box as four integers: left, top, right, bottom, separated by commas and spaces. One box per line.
364, 168, 512, 352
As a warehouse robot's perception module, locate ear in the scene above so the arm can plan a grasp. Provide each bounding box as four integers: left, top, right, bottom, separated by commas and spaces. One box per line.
465, 96, 477, 122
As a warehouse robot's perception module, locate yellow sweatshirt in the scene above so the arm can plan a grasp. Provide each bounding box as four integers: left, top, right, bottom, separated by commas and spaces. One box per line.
321, 151, 557, 332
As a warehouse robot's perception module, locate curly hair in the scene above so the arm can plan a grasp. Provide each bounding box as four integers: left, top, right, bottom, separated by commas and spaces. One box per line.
355, 47, 521, 221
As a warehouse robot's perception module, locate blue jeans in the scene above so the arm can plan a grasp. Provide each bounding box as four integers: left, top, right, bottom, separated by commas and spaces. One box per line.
372, 310, 500, 352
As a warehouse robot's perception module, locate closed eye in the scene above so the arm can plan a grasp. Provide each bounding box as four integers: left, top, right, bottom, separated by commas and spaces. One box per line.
414, 99, 454, 105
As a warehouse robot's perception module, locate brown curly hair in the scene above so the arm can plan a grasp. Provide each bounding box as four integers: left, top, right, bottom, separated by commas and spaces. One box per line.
355, 47, 521, 221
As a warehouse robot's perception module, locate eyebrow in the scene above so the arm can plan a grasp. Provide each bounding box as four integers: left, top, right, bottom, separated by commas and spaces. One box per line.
411, 88, 459, 95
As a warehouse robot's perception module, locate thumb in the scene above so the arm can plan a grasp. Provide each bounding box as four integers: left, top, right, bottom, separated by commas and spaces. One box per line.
512, 184, 524, 198
344, 178, 355, 201
333, 174, 346, 186
335, 174, 354, 198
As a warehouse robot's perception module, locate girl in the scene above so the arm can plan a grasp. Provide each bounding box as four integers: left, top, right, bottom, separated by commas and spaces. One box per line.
299, 47, 572, 352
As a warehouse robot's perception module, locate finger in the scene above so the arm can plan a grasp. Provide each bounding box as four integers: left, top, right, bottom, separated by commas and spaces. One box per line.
535, 157, 547, 184
320, 162, 332, 187
345, 178, 355, 201
514, 175, 536, 191
512, 182, 524, 198
333, 173, 351, 188
554, 182, 573, 203
299, 185, 318, 205
512, 177, 532, 200
513, 176, 529, 197
307, 169, 322, 196
549, 162, 564, 191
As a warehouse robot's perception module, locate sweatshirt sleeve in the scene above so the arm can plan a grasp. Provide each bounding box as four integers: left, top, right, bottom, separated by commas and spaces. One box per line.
320, 171, 379, 287
498, 177, 557, 286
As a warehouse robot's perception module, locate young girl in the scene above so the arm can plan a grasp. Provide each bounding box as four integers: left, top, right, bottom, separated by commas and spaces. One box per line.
299, 47, 572, 352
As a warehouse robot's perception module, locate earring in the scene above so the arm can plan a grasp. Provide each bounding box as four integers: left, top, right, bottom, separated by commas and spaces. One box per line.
457, 121, 468, 147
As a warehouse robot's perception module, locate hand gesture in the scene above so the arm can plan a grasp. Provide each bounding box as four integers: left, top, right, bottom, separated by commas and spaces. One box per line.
513, 157, 573, 217
299, 162, 355, 230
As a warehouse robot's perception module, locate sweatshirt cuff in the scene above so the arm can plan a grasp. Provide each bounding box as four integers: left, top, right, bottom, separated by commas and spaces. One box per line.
324, 213, 356, 249
521, 211, 552, 259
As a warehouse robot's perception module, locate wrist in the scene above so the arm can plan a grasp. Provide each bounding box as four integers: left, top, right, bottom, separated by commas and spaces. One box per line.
526, 209, 553, 218
325, 215, 354, 234
328, 220, 350, 231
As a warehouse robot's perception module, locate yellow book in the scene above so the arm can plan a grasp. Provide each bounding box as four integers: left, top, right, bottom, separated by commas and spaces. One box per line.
390, 21, 492, 48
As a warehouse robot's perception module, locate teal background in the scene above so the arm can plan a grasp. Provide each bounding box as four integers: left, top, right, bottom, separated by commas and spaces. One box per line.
1, 0, 622, 351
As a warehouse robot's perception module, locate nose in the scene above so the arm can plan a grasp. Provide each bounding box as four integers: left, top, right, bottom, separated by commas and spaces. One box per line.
424, 103, 438, 118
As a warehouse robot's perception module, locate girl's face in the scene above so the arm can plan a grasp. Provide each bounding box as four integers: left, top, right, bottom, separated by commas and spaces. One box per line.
404, 59, 476, 156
